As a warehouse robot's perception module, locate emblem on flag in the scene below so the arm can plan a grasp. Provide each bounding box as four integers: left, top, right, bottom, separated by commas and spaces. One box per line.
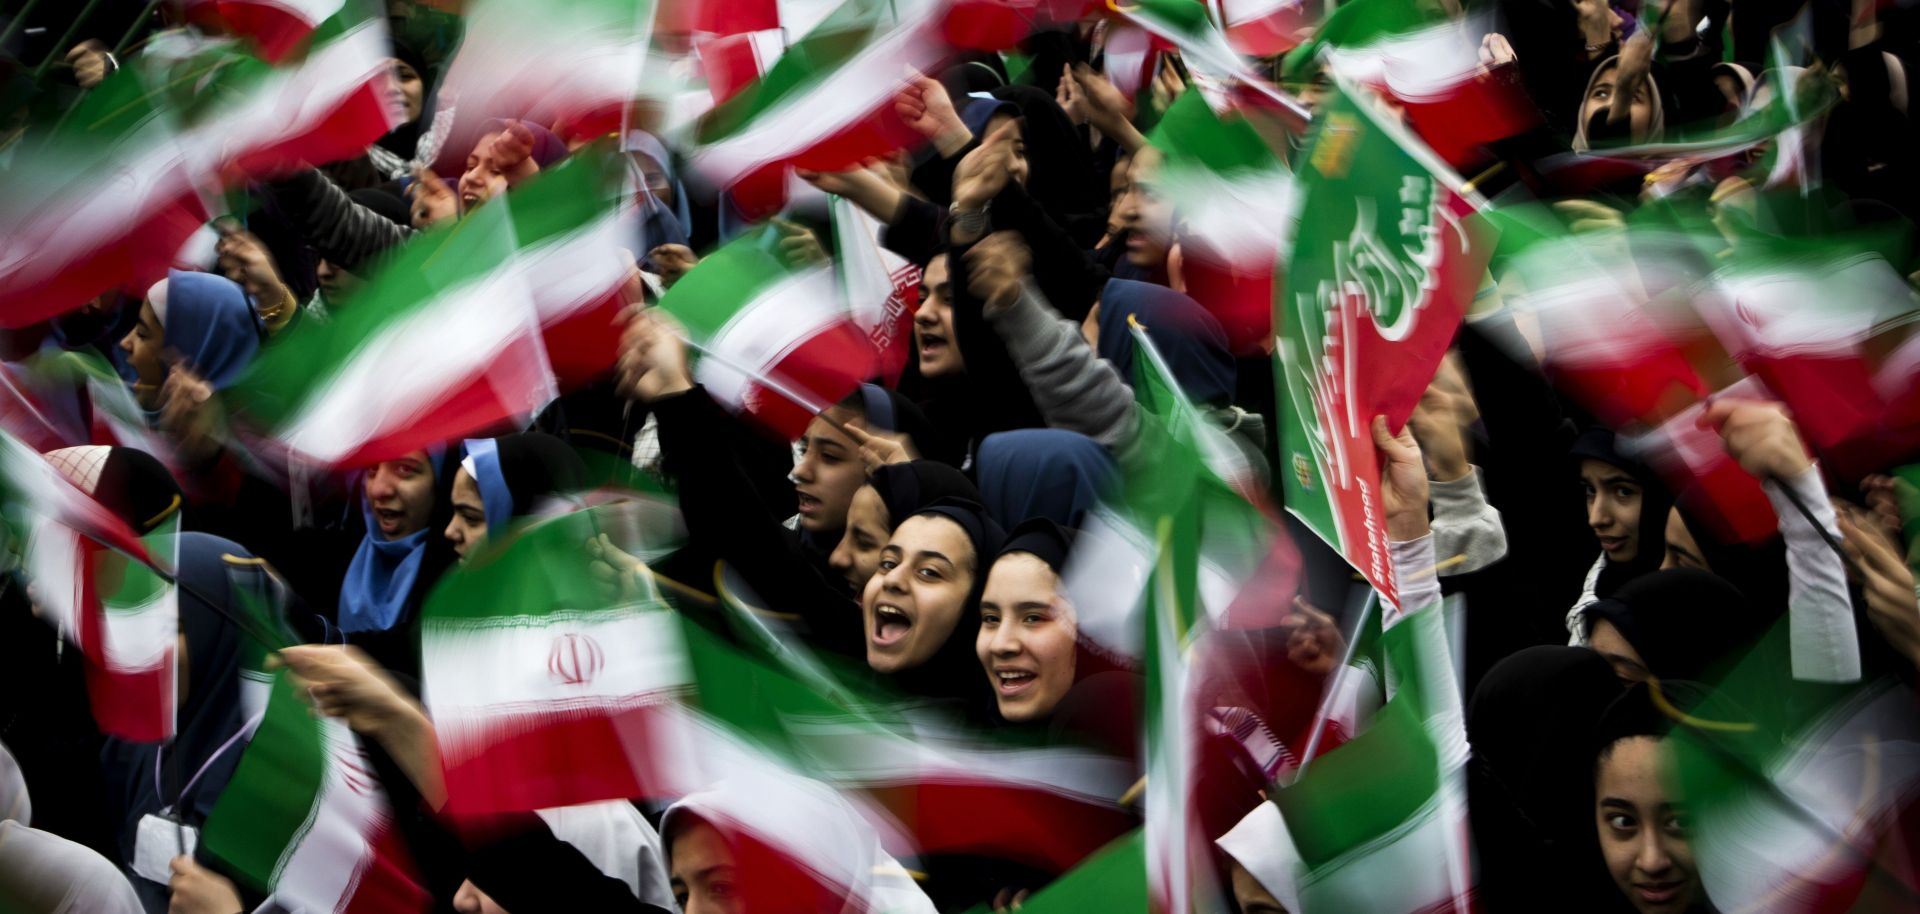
548, 632, 606, 686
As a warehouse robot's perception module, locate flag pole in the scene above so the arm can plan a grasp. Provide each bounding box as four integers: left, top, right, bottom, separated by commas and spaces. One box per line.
672, 331, 855, 437
1285, 588, 1375, 785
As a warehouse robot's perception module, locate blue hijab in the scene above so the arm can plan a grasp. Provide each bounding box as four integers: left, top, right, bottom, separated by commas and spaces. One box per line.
961, 96, 1019, 139
1096, 278, 1236, 407
624, 130, 692, 254
338, 451, 448, 634
156, 270, 262, 390
975, 429, 1116, 531
100, 534, 255, 900
458, 433, 584, 538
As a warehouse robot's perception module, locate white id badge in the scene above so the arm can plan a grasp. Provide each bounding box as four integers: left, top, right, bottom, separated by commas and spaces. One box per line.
132, 812, 198, 884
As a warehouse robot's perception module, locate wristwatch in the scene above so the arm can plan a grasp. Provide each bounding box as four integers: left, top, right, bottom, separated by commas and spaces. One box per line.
948, 201, 990, 236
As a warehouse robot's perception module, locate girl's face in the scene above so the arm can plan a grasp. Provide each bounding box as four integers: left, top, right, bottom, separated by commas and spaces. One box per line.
633, 151, 676, 211
118, 299, 167, 408
1661, 507, 1707, 571
389, 58, 424, 123
1581, 459, 1645, 562
791, 410, 866, 534
914, 255, 963, 378
982, 112, 1029, 187
364, 451, 436, 540
1115, 154, 1175, 269
976, 552, 1077, 722
1582, 63, 1656, 142
1595, 736, 1699, 914
861, 514, 976, 674
829, 485, 891, 595
443, 467, 487, 558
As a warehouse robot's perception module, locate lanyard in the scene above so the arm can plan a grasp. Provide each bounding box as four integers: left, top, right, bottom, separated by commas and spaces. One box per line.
152, 712, 262, 816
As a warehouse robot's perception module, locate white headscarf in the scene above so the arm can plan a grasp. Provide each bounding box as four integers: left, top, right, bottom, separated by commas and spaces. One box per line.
1215, 801, 1304, 914
1571, 55, 1668, 152
662, 776, 937, 914
0, 821, 145, 914
0, 742, 27, 826
535, 801, 674, 910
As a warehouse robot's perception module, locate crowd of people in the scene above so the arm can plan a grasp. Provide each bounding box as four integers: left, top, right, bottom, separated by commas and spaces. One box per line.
1, 0, 1919, 912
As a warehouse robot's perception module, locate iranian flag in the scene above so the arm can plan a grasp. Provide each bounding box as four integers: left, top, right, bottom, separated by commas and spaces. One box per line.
688, 0, 940, 218
655, 0, 780, 42
185, 0, 403, 181
1274, 86, 1490, 610
229, 149, 630, 468
1213, 0, 1315, 55
1668, 623, 1920, 914
1700, 243, 1920, 479
421, 509, 694, 815
831, 194, 920, 386
696, 29, 787, 105
938, 0, 1053, 50
1266, 600, 1474, 914
37, 513, 181, 744
1293, 0, 1537, 169
678, 613, 1138, 875
1148, 92, 1295, 354
432, 0, 653, 170
3, 436, 176, 741
0, 66, 209, 329
214, 0, 348, 63
661, 720, 940, 914
657, 226, 874, 438
202, 671, 430, 914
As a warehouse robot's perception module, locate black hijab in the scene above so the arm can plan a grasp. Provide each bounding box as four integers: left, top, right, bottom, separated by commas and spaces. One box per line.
869, 461, 983, 530
882, 499, 1004, 716
985, 84, 1107, 227
1468, 646, 1624, 914
1569, 427, 1673, 599
1583, 568, 1769, 682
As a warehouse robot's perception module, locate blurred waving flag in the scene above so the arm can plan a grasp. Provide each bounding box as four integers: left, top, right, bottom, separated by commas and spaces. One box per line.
202, 671, 431, 914
0, 67, 208, 329
1266, 596, 1473, 913
1667, 624, 1920, 914
1147, 92, 1295, 353
679, 615, 1139, 875
1287, 0, 1537, 169
2, 435, 177, 741
433, 0, 654, 162
228, 148, 629, 468
210, 0, 350, 63
831, 192, 921, 386
180, 0, 403, 182
1212, 0, 1316, 55
1275, 86, 1491, 610
1699, 238, 1920, 479
688, 0, 940, 218
656, 224, 874, 438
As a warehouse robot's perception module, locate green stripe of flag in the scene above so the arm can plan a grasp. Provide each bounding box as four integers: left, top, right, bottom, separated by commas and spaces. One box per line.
694, 0, 886, 145
655, 227, 802, 340
202, 671, 328, 892
507, 142, 626, 247
959, 830, 1147, 914
98, 513, 177, 609
421, 507, 625, 624
1149, 92, 1283, 180
226, 179, 520, 429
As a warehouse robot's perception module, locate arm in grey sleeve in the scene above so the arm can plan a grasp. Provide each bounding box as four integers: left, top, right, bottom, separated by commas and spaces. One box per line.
984, 281, 1139, 450
269, 169, 409, 273
1429, 468, 1509, 577
1767, 464, 1862, 683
